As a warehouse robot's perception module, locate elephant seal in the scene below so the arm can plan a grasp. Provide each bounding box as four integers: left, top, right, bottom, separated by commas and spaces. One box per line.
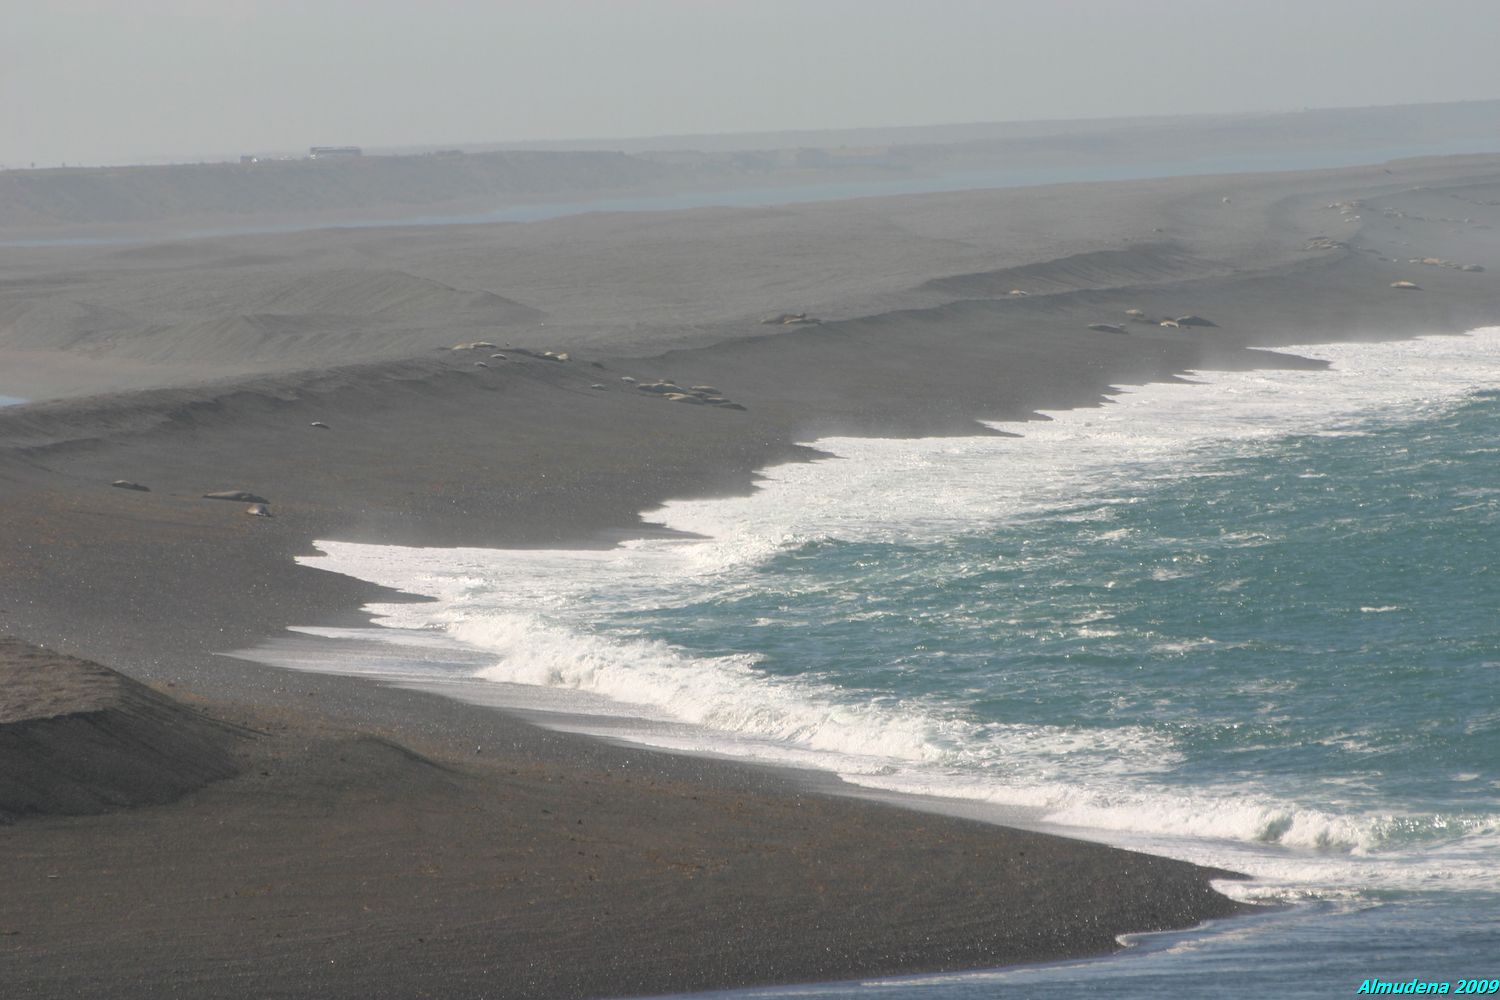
204, 490, 268, 503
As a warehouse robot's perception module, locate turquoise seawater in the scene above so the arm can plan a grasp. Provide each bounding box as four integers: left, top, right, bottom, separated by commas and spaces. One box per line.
636, 391, 1500, 841
665, 395, 1500, 998
271, 331, 1500, 997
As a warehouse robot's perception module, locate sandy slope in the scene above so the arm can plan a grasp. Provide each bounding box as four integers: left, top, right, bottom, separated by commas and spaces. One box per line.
0, 637, 243, 822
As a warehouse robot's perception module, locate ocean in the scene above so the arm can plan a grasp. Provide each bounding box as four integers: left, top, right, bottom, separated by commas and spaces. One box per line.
250, 328, 1500, 997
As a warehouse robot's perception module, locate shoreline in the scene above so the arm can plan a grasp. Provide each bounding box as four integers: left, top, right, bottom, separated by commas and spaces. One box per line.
260, 324, 1499, 868
1, 638, 1257, 1000
4, 156, 1500, 997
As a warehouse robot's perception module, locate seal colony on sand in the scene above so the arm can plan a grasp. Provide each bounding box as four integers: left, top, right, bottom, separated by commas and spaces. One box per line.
636, 380, 748, 409
1, 147, 1499, 999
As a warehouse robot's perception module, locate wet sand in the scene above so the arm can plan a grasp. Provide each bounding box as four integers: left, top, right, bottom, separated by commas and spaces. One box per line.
2, 147, 1499, 998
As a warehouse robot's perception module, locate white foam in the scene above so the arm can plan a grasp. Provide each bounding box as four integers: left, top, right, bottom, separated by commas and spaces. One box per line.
283, 328, 1500, 899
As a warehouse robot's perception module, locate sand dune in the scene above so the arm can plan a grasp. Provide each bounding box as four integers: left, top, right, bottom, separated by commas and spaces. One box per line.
0, 264, 543, 375
0, 638, 243, 822
0, 149, 682, 228
6, 154, 1499, 401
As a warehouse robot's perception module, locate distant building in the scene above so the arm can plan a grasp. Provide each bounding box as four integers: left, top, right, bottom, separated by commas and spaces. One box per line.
309, 146, 362, 159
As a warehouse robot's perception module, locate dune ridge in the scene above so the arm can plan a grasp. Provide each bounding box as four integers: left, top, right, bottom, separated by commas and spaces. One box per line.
0, 637, 244, 823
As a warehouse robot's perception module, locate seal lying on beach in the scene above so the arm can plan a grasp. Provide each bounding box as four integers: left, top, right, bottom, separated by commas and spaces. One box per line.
203, 490, 268, 503
111, 480, 149, 491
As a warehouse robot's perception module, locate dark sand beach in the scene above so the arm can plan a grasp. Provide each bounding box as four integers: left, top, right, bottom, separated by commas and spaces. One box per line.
3, 121, 1500, 997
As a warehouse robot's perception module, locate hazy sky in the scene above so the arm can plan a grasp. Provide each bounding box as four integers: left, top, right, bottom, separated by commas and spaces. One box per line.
5, 0, 1499, 166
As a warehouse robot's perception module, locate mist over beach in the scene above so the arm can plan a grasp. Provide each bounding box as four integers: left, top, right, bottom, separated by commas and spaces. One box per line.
3, 3, 1500, 998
